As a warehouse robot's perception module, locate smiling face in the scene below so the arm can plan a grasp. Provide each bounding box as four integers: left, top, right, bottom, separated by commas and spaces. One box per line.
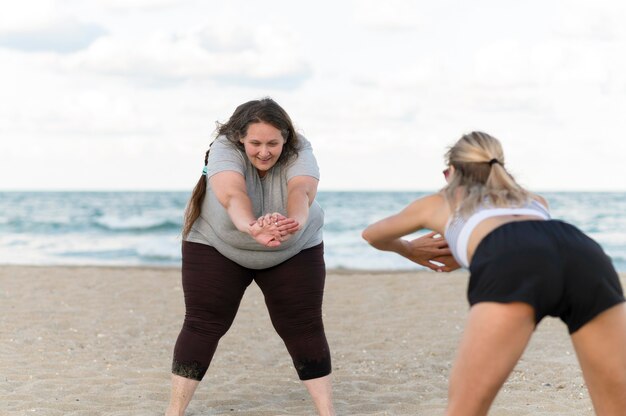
239, 122, 286, 177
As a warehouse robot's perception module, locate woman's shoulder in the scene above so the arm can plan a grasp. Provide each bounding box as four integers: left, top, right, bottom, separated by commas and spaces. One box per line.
212, 135, 238, 149
209, 135, 245, 158
529, 193, 549, 210
294, 133, 312, 151
406, 192, 449, 216
206, 135, 247, 175
282, 133, 318, 172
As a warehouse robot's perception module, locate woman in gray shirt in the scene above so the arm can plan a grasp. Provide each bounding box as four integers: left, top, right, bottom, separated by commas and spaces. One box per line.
166, 98, 335, 416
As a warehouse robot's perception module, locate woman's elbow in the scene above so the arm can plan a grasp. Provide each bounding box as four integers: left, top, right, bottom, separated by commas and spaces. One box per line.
361, 228, 376, 246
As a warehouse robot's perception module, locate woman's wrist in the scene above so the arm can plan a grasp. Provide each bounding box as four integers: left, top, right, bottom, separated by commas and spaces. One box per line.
243, 220, 258, 236
230, 217, 256, 235
396, 239, 411, 257
287, 212, 307, 228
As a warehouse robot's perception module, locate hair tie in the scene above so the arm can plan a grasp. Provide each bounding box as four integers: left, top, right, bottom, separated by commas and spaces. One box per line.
202, 166, 208, 176
488, 158, 500, 166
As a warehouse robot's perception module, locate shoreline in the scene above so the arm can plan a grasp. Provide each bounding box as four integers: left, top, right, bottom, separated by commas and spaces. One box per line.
5, 263, 625, 275
2, 266, 623, 415
0, 263, 458, 274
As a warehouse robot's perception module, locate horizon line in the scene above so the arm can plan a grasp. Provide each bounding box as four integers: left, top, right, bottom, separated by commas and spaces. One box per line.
1, 188, 625, 193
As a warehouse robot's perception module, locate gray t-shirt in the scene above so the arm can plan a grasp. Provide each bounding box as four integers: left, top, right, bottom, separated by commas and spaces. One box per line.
185, 134, 324, 269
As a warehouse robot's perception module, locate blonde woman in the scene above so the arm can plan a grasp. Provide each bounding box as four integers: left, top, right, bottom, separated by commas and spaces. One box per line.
362, 131, 626, 415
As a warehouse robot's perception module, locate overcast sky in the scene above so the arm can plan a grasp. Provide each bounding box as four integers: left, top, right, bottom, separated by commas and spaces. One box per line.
1, 0, 625, 191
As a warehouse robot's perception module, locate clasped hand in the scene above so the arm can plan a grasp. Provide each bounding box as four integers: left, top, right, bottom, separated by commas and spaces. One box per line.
248, 212, 301, 247
405, 231, 460, 272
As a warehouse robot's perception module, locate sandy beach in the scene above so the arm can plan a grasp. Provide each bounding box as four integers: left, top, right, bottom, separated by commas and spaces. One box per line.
2, 266, 621, 415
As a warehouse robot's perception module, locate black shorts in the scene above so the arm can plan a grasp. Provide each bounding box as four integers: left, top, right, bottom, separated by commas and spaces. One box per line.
468, 220, 624, 333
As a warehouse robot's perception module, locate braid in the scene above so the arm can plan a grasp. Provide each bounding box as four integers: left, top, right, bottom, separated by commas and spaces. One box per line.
182, 147, 211, 238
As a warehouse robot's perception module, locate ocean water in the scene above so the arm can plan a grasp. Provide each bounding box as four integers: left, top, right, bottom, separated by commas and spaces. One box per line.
0, 191, 624, 271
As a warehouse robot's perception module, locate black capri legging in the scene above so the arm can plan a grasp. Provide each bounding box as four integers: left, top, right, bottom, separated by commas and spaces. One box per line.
172, 241, 331, 381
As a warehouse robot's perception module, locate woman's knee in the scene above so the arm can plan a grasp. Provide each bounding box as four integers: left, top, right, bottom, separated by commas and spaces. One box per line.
271, 315, 331, 380
182, 308, 237, 339
271, 310, 323, 338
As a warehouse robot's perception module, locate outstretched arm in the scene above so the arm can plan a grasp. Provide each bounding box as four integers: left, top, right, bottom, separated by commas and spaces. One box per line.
287, 176, 318, 223
209, 171, 282, 247
362, 193, 459, 272
277, 175, 319, 241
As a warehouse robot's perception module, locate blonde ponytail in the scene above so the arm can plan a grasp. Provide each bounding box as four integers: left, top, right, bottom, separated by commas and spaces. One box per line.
443, 131, 532, 216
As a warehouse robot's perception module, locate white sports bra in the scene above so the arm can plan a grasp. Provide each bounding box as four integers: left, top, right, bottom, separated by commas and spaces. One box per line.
444, 199, 551, 268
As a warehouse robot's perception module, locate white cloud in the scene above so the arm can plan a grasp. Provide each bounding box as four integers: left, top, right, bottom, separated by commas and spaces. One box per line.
1, 0, 626, 191
471, 36, 615, 90
195, 25, 256, 53
0, 0, 57, 31
473, 40, 536, 88
352, 0, 422, 31
353, 58, 441, 90
0, 18, 107, 53
64, 25, 311, 87
555, 2, 625, 41
95, 0, 184, 10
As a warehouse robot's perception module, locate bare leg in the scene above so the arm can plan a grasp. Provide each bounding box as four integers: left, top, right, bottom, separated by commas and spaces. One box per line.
165, 374, 200, 416
571, 303, 626, 416
446, 302, 535, 416
303, 374, 335, 416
